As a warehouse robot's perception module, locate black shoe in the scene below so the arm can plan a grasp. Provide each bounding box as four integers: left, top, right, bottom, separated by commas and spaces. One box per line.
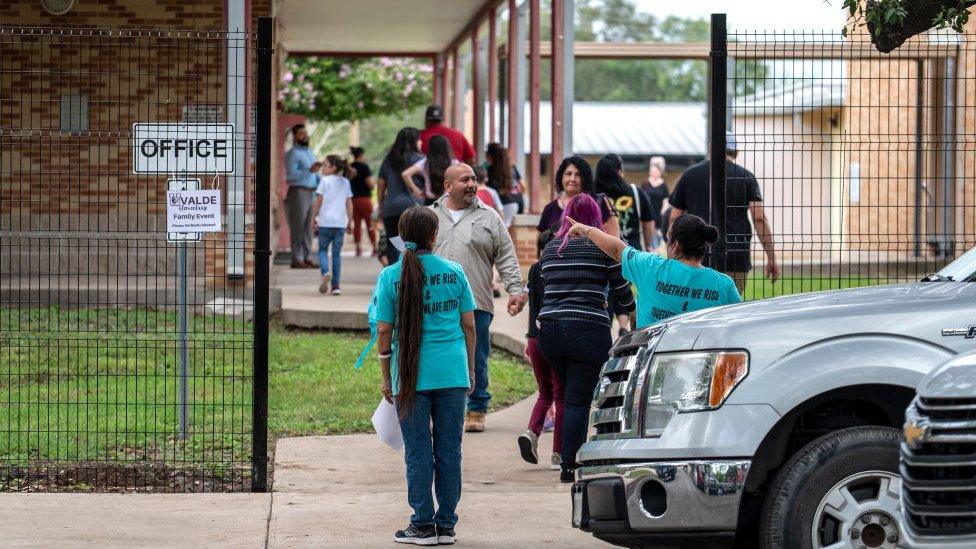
394, 524, 438, 545
560, 467, 576, 483
436, 526, 456, 545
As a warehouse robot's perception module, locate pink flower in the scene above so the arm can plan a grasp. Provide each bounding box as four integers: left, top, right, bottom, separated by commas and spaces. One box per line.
304, 82, 313, 92
395, 71, 404, 82
339, 64, 351, 79
282, 71, 294, 83
357, 101, 364, 109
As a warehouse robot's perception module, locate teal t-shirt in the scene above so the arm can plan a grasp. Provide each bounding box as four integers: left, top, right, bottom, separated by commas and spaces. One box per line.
621, 246, 741, 329
374, 254, 476, 395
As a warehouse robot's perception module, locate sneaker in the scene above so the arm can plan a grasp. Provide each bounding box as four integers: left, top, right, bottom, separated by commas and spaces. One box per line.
330, 287, 342, 296
318, 273, 332, 294
394, 524, 437, 545
517, 430, 539, 464
560, 467, 576, 484
436, 526, 455, 545
549, 452, 562, 471
464, 411, 486, 433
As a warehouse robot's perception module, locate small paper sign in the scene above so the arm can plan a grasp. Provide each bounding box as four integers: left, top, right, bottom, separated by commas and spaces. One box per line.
167, 189, 222, 234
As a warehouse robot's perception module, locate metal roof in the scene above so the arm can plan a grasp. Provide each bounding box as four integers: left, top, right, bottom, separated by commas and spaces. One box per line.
732, 80, 845, 116
531, 101, 707, 156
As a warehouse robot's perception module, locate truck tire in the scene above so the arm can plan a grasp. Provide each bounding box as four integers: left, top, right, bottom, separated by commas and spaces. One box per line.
759, 426, 901, 549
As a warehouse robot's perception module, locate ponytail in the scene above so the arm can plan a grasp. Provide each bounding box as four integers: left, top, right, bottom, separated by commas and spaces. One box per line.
669, 214, 719, 260
393, 207, 439, 419
326, 154, 354, 179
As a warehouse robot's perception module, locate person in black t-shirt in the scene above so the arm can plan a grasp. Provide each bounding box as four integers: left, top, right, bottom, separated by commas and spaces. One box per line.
349, 146, 377, 257
669, 132, 779, 295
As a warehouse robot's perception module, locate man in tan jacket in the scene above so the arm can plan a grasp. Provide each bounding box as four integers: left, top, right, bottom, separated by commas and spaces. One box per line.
432, 163, 526, 432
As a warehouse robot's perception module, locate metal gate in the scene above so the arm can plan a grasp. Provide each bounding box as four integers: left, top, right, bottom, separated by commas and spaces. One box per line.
0, 19, 272, 492
707, 14, 975, 299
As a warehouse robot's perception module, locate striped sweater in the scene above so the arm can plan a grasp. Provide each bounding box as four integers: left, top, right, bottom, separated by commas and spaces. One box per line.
537, 236, 635, 327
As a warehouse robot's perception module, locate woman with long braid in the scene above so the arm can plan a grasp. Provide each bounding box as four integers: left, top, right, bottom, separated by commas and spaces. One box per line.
375, 206, 477, 546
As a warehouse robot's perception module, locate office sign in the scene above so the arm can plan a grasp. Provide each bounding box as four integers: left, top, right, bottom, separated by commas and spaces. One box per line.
134, 123, 235, 174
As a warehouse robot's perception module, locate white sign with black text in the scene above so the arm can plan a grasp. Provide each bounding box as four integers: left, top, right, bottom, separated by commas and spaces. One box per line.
168, 190, 222, 236
134, 123, 235, 174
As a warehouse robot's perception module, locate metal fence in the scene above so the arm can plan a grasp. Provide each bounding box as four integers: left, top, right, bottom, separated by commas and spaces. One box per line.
0, 21, 272, 492
709, 16, 975, 299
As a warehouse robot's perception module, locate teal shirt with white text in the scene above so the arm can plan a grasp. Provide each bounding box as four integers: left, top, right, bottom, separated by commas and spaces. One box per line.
621, 246, 741, 329
374, 254, 476, 395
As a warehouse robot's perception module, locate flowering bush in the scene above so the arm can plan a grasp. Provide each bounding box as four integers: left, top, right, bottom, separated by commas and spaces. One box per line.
279, 56, 433, 122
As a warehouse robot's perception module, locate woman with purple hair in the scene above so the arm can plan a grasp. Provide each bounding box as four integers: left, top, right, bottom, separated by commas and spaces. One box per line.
536, 193, 635, 482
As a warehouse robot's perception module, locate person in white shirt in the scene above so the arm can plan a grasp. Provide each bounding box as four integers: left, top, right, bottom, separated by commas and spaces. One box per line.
401, 135, 459, 205
312, 155, 354, 295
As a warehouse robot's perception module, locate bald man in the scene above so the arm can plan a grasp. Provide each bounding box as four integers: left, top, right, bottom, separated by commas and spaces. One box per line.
431, 163, 525, 432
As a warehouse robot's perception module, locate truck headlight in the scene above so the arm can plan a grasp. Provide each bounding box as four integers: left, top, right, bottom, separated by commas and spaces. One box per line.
643, 351, 749, 436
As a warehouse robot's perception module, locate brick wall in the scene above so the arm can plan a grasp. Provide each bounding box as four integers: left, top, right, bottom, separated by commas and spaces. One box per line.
0, 0, 272, 293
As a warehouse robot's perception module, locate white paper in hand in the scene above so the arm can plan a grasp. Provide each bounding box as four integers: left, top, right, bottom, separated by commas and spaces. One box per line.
372, 398, 404, 451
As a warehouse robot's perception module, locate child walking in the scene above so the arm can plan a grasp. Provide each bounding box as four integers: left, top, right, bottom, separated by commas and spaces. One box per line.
312, 155, 354, 295
375, 206, 477, 546
517, 230, 563, 471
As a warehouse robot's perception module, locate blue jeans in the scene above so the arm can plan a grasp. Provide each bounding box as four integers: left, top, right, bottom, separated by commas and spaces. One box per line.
399, 388, 467, 528
317, 227, 345, 287
467, 310, 493, 413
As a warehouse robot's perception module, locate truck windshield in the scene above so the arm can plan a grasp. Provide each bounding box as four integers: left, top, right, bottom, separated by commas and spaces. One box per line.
932, 247, 976, 282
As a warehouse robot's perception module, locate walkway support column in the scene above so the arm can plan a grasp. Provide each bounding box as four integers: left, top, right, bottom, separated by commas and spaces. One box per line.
507, 0, 525, 179
472, 26, 484, 161
529, 0, 541, 213
451, 47, 462, 129
433, 55, 442, 105
488, 8, 498, 143
550, 0, 573, 177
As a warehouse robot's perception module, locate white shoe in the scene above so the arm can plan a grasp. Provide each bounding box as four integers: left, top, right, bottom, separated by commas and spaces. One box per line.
330, 287, 342, 296
549, 452, 562, 471
318, 273, 332, 294
517, 430, 539, 464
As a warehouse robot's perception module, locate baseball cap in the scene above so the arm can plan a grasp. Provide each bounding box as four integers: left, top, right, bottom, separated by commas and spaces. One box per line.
425, 105, 444, 122
726, 131, 738, 152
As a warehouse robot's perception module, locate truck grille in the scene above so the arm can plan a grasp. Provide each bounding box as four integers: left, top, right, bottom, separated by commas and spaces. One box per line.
588, 326, 665, 441
901, 396, 976, 538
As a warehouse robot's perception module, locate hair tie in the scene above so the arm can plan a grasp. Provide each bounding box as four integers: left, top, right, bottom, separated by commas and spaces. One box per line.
403, 241, 418, 251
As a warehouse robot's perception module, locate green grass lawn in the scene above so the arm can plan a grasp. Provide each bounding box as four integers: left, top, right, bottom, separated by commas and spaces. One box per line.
742, 275, 884, 301
0, 307, 535, 482
269, 329, 534, 437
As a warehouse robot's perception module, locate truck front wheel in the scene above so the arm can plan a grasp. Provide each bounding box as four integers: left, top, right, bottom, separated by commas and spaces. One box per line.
759, 426, 902, 549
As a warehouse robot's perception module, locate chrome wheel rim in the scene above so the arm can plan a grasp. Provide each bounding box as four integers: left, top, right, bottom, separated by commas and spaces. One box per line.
811, 470, 901, 549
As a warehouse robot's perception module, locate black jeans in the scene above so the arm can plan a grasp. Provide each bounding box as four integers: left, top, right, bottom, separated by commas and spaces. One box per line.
538, 319, 613, 469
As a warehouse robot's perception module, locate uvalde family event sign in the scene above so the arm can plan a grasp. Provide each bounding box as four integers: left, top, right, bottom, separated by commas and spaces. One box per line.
167, 188, 222, 233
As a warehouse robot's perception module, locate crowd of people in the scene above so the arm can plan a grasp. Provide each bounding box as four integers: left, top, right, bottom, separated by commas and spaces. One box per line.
283, 105, 780, 545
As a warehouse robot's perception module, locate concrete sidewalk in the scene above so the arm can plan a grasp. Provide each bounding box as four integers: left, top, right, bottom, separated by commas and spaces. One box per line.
270, 397, 601, 548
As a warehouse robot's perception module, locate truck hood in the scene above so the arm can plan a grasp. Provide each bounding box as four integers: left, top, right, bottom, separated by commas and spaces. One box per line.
653, 281, 976, 354
669, 282, 971, 329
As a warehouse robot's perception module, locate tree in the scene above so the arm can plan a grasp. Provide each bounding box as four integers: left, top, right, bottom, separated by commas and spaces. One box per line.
541, 1, 768, 101
843, 0, 973, 52
278, 57, 432, 122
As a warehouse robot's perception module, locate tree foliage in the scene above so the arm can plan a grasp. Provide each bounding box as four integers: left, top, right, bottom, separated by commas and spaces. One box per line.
841, 0, 973, 52
555, 0, 767, 101
278, 57, 432, 122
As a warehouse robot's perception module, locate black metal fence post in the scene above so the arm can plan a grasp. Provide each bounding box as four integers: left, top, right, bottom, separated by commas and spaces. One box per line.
709, 13, 728, 273
252, 16, 273, 493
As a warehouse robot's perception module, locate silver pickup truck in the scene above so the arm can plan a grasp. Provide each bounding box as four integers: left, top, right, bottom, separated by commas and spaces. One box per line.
572, 247, 976, 548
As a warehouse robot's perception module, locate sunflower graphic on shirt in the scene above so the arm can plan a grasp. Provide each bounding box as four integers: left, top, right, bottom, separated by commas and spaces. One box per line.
615, 194, 637, 245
